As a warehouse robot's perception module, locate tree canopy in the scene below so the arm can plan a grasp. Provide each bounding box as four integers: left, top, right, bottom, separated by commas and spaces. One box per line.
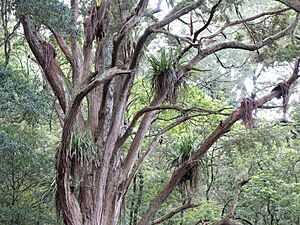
0, 0, 300, 224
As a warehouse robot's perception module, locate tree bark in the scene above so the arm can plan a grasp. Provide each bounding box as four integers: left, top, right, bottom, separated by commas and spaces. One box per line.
18, 1, 300, 224
275, 0, 300, 12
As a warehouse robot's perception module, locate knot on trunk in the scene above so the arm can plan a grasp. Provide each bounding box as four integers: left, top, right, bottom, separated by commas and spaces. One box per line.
240, 97, 257, 129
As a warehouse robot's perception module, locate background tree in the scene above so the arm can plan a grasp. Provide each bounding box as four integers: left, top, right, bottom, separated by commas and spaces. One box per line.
0, 61, 58, 224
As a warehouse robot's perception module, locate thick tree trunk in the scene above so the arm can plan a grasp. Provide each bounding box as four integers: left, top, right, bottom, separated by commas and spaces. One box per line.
19, 0, 300, 223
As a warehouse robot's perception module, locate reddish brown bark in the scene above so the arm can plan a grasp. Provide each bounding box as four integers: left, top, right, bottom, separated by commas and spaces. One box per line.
19, 1, 300, 224
138, 58, 300, 225
275, 0, 300, 12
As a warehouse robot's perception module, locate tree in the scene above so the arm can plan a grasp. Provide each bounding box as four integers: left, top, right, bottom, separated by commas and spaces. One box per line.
2, 0, 300, 224
0, 62, 57, 224
0, 125, 56, 225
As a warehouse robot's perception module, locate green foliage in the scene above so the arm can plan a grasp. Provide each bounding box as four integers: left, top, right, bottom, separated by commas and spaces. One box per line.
2, 0, 300, 224
72, 128, 99, 165
258, 36, 300, 64
16, 0, 73, 34
166, 136, 195, 168
210, 123, 300, 225
183, 200, 221, 224
0, 63, 51, 124
147, 49, 182, 101
250, 11, 300, 63
0, 59, 57, 224
147, 49, 176, 75
0, 125, 57, 224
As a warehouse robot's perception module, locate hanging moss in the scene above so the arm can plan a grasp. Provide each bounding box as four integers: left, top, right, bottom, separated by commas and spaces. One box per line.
16, 0, 74, 34
240, 97, 257, 129
271, 82, 289, 115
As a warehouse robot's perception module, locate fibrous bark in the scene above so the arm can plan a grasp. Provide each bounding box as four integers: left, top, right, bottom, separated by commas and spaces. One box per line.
17, 0, 300, 224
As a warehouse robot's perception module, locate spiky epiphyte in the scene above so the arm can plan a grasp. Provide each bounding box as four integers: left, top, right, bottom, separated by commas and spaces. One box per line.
167, 137, 200, 194
71, 128, 99, 166
147, 49, 181, 102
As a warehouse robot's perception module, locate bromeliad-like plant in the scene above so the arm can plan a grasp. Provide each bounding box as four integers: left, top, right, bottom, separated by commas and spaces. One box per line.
167, 137, 200, 198
71, 128, 99, 166
147, 49, 182, 102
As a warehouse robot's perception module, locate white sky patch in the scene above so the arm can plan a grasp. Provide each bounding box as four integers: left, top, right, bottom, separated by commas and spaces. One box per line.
255, 63, 264, 76
151, 0, 171, 19
244, 77, 254, 93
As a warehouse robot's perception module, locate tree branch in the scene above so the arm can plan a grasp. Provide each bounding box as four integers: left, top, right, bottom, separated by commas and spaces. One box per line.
178, 12, 299, 75
48, 27, 73, 66
275, 0, 300, 13
21, 16, 70, 113
114, 1, 207, 157
55, 67, 132, 224
116, 105, 230, 150
129, 0, 205, 70
137, 56, 300, 225
202, 7, 291, 41
227, 178, 250, 218
176, 0, 223, 62
82, 1, 112, 80
152, 28, 196, 45
111, 0, 150, 67
71, 0, 83, 85
151, 203, 201, 225
123, 114, 200, 192
77, 68, 133, 100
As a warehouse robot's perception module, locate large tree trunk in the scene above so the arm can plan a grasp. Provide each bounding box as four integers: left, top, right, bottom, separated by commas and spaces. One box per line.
18, 0, 300, 224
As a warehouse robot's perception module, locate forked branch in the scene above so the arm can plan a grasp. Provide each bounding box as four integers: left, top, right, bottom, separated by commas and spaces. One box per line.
137, 57, 300, 225
111, 0, 150, 67
129, 0, 205, 70
21, 16, 70, 113
178, 13, 299, 75
202, 7, 291, 41
117, 105, 230, 150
